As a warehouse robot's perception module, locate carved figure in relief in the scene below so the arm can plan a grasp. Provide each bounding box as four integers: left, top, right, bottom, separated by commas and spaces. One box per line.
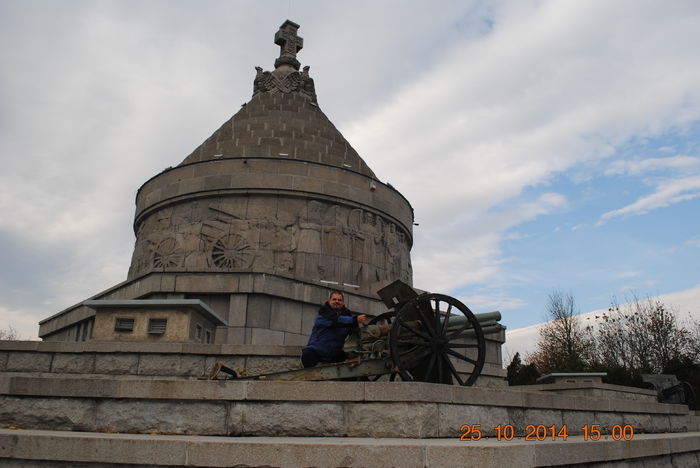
384, 222, 400, 280
321, 205, 349, 258
298, 200, 323, 253
274, 252, 295, 274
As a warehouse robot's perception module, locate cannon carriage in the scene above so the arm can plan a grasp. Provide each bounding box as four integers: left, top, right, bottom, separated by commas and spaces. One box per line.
209, 280, 501, 386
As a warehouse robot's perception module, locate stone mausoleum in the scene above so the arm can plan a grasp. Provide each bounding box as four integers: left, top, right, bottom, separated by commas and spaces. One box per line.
2, 21, 698, 468
38, 20, 413, 345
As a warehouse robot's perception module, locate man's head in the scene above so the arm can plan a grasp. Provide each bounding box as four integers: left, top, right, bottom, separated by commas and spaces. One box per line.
328, 291, 345, 310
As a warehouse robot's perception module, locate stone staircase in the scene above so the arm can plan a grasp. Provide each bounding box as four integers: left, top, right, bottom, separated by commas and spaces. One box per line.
1, 342, 699, 467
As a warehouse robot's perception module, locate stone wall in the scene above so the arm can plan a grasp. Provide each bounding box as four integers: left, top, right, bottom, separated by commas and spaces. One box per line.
129, 161, 413, 297
0, 379, 693, 439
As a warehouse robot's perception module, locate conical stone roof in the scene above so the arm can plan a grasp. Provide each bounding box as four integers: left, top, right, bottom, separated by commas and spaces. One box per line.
180, 62, 376, 178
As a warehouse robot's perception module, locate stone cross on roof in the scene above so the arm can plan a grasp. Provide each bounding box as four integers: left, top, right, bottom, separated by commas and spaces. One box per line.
274, 20, 303, 70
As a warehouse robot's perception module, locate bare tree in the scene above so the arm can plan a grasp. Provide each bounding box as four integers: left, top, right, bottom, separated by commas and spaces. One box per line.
593, 294, 690, 373
0, 326, 20, 341
689, 316, 700, 360
528, 290, 593, 374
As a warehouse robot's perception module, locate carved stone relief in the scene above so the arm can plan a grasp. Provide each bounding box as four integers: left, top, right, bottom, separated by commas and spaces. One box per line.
211, 234, 253, 269
128, 197, 412, 288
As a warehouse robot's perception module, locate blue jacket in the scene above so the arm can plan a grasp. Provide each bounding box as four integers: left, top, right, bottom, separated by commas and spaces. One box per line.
304, 302, 358, 359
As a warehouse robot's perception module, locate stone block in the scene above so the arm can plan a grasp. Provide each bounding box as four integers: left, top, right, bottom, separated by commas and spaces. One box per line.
269, 299, 302, 334
426, 442, 537, 468
50, 353, 95, 374
95, 400, 227, 435
224, 327, 246, 344
228, 294, 248, 327
670, 452, 700, 467
521, 408, 564, 428
203, 174, 232, 190
137, 354, 181, 376
438, 403, 509, 437
561, 410, 595, 435
246, 295, 271, 328
453, 385, 522, 406
249, 328, 284, 345
0, 351, 8, 370
669, 414, 689, 432
572, 395, 612, 412
300, 303, 318, 335
180, 355, 207, 377
522, 390, 555, 409
594, 411, 625, 434
236, 401, 344, 436
0, 396, 95, 431
93, 355, 137, 375
283, 332, 307, 346
277, 160, 308, 177
6, 352, 52, 372
0, 375, 9, 395
173, 274, 238, 293
244, 356, 299, 376
193, 163, 228, 177
623, 412, 653, 433
323, 180, 350, 200
6, 375, 120, 399
245, 381, 364, 402
364, 381, 452, 403
178, 343, 221, 356
112, 379, 246, 401
346, 402, 438, 438
292, 175, 324, 193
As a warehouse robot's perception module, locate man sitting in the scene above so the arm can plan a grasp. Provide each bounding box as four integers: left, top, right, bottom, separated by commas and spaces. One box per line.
301, 291, 366, 367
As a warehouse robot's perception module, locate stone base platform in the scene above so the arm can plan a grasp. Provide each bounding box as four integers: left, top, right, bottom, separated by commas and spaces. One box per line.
0, 376, 693, 438
1, 429, 699, 467
2, 341, 698, 466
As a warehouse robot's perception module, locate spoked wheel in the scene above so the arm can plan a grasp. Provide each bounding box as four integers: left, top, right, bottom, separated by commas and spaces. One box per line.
367, 312, 399, 381
389, 294, 485, 386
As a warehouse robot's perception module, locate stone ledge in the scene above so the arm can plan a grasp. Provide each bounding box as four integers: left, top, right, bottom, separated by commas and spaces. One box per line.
528, 381, 657, 400
0, 341, 302, 356
0, 376, 688, 415
0, 429, 698, 468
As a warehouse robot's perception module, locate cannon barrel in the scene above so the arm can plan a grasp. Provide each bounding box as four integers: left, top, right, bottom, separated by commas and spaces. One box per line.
440, 310, 501, 331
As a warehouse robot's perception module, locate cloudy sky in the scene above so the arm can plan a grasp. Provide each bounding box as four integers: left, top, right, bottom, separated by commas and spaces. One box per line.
2, 1, 699, 351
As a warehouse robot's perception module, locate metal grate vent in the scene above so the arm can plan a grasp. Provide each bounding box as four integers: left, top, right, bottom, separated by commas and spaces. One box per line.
148, 318, 167, 335
115, 318, 134, 332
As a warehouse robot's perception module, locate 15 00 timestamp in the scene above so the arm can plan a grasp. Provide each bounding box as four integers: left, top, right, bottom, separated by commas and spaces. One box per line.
459, 424, 634, 441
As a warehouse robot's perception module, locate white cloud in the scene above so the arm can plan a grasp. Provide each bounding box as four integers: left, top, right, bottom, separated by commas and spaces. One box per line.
2, 1, 700, 337
411, 192, 566, 292
605, 156, 700, 176
598, 175, 700, 224
348, 0, 700, 293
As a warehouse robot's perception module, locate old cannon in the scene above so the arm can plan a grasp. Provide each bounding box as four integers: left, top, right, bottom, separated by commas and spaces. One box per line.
209, 280, 501, 386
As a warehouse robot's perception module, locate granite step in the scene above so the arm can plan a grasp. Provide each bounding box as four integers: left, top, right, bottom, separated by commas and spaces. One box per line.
1, 428, 699, 467
0, 375, 693, 439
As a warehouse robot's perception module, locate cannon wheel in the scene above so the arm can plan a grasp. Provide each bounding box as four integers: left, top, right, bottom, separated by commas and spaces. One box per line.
389, 294, 485, 386
367, 312, 399, 382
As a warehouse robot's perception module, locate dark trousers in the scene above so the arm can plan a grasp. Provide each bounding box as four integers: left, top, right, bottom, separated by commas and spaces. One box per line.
301, 348, 346, 368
